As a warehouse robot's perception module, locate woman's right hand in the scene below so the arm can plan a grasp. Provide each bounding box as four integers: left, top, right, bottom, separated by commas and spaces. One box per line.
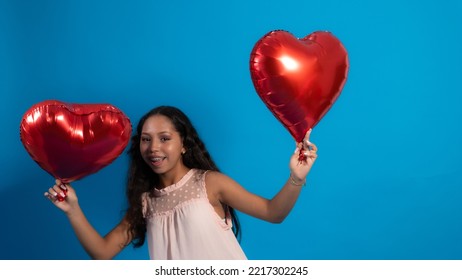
44, 179, 79, 214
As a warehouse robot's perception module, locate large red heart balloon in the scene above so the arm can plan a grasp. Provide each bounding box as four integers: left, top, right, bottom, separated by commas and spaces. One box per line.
250, 30, 349, 142
20, 100, 132, 184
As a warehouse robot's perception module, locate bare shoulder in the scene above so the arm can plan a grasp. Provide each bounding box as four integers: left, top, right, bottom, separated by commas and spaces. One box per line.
205, 171, 236, 190
204, 170, 248, 202
204, 171, 268, 217
205, 171, 239, 198
205, 170, 229, 181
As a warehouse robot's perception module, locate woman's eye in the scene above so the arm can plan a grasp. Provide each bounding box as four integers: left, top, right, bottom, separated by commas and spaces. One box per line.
160, 137, 170, 142
141, 137, 151, 142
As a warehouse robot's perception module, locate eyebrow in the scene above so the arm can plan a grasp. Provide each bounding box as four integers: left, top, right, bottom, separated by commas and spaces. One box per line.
141, 131, 172, 135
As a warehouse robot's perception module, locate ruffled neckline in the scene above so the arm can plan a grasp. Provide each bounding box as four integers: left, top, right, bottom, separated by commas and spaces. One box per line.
152, 169, 195, 197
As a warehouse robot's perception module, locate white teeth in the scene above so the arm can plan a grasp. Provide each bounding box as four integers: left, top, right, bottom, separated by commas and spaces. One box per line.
151, 157, 164, 162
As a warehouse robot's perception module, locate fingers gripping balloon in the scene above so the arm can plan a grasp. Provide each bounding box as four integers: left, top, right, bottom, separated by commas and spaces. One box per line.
20, 100, 132, 201
250, 30, 349, 160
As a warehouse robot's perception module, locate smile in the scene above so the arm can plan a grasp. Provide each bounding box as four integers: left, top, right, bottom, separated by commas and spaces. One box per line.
149, 156, 166, 166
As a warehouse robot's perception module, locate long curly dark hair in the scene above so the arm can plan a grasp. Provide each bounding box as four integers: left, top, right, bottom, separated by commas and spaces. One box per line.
125, 105, 241, 248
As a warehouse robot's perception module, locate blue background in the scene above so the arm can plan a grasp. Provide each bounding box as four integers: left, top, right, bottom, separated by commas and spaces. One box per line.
1, 0, 461, 260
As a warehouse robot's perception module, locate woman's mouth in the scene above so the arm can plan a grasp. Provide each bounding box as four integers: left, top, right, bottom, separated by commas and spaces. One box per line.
150, 156, 166, 167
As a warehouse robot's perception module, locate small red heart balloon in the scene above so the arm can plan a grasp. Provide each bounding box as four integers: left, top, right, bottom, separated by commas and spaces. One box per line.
250, 30, 349, 142
20, 100, 132, 183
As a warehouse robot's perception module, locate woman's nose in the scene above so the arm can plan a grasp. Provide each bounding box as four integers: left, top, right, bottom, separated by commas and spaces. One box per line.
148, 139, 160, 151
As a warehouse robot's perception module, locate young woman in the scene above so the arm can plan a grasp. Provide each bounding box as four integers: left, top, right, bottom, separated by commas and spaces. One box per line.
45, 105, 318, 259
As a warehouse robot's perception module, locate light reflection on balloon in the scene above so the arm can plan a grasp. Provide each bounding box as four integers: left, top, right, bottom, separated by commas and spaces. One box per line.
279, 56, 300, 71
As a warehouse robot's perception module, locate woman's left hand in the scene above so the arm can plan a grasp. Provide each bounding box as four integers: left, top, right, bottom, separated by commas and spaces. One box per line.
289, 129, 318, 183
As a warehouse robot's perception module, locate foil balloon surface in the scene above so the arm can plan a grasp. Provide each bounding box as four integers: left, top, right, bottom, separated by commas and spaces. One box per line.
250, 30, 349, 142
20, 100, 132, 184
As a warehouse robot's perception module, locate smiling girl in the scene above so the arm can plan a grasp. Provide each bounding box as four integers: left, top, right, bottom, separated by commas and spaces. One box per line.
45, 105, 317, 259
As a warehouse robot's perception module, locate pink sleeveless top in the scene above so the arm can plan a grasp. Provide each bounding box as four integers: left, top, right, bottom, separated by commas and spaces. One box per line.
141, 169, 247, 260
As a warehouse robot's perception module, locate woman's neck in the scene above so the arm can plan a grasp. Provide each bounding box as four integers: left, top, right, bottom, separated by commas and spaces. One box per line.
157, 165, 191, 189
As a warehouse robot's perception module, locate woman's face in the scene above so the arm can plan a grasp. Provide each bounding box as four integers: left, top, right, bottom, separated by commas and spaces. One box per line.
139, 115, 186, 175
